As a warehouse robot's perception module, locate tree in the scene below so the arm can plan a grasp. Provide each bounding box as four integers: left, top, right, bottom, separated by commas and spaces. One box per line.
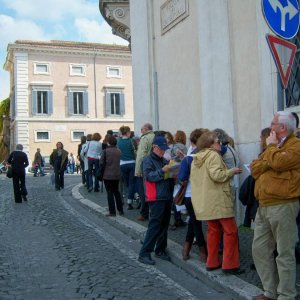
0, 97, 10, 160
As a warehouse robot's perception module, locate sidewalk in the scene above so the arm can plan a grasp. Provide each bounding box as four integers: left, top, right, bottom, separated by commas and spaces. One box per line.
72, 183, 300, 300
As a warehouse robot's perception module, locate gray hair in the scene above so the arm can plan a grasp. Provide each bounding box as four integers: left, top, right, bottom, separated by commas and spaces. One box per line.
213, 128, 230, 144
277, 111, 296, 134
16, 144, 23, 150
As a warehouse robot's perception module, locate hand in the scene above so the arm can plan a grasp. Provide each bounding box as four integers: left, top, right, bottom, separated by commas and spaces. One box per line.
266, 131, 278, 146
232, 167, 242, 174
162, 165, 171, 173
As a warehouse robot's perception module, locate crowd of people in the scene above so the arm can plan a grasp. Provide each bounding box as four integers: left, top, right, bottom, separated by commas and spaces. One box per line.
5, 110, 300, 300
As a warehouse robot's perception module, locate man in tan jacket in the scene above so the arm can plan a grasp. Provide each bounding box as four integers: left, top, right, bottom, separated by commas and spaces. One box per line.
135, 123, 155, 221
251, 111, 300, 300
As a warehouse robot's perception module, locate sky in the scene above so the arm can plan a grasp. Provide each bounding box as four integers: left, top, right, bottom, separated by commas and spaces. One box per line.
0, 0, 128, 101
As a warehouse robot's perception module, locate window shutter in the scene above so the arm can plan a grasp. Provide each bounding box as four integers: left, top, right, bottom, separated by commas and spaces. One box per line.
68, 91, 74, 115
32, 90, 37, 115
120, 93, 125, 116
105, 93, 111, 116
48, 91, 53, 114
83, 92, 88, 115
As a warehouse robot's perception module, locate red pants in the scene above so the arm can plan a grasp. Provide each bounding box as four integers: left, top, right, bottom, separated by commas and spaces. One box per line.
206, 218, 240, 270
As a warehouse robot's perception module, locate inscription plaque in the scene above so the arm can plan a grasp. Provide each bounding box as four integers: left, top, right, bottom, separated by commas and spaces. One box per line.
161, 0, 189, 34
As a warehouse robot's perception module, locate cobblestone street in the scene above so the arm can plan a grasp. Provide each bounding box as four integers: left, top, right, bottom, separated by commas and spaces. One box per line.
0, 174, 231, 300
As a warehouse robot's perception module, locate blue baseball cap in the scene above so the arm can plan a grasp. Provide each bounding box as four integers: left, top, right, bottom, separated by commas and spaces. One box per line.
153, 136, 169, 151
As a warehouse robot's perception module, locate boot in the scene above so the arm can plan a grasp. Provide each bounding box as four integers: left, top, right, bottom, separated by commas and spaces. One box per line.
182, 241, 192, 260
199, 244, 208, 263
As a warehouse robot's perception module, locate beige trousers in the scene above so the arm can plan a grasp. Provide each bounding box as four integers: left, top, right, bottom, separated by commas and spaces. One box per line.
252, 201, 299, 300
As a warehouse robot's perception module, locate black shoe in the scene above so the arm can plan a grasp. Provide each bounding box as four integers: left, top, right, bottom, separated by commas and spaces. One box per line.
88, 188, 93, 193
119, 211, 124, 216
128, 204, 134, 210
206, 264, 222, 271
222, 268, 245, 275
138, 255, 155, 265
22, 195, 27, 202
55, 187, 60, 191
155, 251, 171, 261
136, 203, 141, 209
94, 189, 99, 192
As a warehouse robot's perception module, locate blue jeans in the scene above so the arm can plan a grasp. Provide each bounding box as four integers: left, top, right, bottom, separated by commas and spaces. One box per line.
120, 163, 135, 201
139, 200, 172, 257
88, 159, 100, 191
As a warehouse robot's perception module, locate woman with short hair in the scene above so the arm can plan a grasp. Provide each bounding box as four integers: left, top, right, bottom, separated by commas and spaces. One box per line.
190, 131, 243, 275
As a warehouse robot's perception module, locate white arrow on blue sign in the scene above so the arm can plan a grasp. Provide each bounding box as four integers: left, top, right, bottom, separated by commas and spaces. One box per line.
262, 0, 300, 39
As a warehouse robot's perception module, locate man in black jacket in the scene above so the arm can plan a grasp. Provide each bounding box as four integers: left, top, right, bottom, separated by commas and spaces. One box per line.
138, 136, 172, 265
7, 144, 29, 203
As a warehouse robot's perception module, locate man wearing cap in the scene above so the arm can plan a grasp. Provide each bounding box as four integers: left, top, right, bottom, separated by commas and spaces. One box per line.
138, 136, 173, 265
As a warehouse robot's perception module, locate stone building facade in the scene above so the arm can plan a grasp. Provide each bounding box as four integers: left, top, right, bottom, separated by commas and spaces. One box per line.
4, 40, 133, 163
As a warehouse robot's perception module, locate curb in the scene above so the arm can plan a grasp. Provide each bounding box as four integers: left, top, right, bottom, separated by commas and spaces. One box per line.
72, 183, 263, 300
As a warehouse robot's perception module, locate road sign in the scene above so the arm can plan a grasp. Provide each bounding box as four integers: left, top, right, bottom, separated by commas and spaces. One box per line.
262, 0, 300, 39
266, 34, 297, 88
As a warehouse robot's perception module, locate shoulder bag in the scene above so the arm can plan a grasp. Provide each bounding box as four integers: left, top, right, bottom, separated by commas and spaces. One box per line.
173, 180, 188, 205
96, 150, 106, 181
6, 152, 14, 178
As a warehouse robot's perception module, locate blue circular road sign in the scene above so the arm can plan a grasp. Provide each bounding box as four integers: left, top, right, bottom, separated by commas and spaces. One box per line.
262, 0, 300, 39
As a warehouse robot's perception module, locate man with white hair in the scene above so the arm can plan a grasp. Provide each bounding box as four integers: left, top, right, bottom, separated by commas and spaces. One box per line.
251, 111, 300, 300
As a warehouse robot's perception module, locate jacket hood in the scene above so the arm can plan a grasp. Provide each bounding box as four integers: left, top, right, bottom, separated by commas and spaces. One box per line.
193, 148, 217, 168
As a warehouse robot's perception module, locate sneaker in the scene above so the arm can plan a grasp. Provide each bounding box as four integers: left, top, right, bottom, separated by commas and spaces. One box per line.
138, 255, 155, 265
22, 195, 27, 202
155, 251, 171, 261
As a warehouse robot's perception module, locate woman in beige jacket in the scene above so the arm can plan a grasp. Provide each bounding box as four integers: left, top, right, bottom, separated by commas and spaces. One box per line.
190, 131, 243, 275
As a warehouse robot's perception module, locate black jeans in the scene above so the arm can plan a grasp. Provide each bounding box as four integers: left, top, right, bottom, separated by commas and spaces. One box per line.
104, 179, 123, 215
12, 172, 27, 203
54, 168, 64, 189
139, 200, 172, 257
185, 197, 205, 246
136, 177, 149, 218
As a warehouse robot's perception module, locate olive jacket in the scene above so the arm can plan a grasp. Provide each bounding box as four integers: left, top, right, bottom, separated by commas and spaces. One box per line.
190, 148, 235, 221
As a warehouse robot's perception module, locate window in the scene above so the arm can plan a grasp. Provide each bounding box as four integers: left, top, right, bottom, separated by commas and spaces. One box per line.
35, 130, 50, 142
106, 66, 122, 78
72, 130, 85, 141
105, 90, 125, 116
70, 64, 86, 76
34, 62, 50, 75
32, 89, 53, 115
68, 90, 88, 115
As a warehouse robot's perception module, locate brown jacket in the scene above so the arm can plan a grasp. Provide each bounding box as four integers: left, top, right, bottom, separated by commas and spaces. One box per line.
251, 134, 300, 207
100, 146, 121, 180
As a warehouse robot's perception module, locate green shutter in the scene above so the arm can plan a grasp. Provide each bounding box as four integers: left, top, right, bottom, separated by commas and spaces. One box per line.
105, 93, 111, 116
68, 91, 74, 115
83, 92, 88, 115
32, 90, 37, 115
120, 93, 125, 116
48, 91, 53, 114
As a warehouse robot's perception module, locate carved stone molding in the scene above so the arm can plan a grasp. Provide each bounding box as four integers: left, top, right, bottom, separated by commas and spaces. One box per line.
99, 0, 131, 43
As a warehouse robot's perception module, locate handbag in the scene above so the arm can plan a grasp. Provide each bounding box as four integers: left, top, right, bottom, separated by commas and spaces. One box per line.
6, 166, 13, 178
173, 180, 188, 205
96, 150, 106, 181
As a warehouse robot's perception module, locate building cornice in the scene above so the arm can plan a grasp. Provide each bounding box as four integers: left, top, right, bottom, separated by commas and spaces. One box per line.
4, 39, 131, 71
99, 0, 131, 44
